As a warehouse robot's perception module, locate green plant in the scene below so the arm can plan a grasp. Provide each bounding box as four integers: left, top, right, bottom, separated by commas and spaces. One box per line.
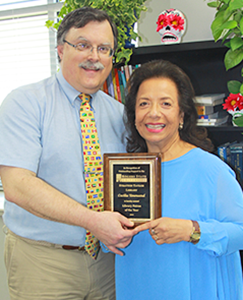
207, 0, 243, 94
46, 0, 147, 65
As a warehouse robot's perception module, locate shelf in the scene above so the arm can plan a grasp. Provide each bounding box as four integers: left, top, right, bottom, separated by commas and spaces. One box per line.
205, 125, 243, 132
130, 40, 226, 58
206, 125, 243, 147
129, 40, 242, 96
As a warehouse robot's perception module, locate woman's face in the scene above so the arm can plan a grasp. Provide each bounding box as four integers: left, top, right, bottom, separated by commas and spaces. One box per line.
135, 77, 184, 153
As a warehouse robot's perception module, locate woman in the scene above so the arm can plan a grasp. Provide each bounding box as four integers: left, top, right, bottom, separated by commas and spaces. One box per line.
115, 60, 243, 299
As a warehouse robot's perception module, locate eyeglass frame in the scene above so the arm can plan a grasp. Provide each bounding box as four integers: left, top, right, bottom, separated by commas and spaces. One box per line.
63, 39, 114, 57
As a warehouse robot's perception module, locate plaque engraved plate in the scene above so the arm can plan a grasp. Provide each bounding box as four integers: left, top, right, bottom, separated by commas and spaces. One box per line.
104, 153, 161, 225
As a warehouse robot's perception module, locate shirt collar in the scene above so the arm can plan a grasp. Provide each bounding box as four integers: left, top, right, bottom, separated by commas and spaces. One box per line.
56, 69, 98, 110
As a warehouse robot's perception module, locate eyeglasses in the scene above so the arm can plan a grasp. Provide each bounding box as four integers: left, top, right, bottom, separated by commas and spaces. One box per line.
63, 39, 114, 57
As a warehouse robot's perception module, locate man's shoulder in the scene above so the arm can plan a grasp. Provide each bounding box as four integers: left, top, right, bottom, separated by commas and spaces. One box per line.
0, 75, 59, 117
13, 75, 56, 96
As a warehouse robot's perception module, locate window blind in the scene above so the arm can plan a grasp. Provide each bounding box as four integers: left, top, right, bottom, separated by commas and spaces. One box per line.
0, 1, 63, 105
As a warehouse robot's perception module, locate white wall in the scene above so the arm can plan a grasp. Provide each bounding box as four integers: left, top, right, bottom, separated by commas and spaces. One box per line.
138, 0, 216, 46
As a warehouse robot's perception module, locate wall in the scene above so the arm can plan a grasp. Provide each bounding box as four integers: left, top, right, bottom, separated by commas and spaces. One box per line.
138, 0, 216, 46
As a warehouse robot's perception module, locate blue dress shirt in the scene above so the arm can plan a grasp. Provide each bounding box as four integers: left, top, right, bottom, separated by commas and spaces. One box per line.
0, 70, 126, 245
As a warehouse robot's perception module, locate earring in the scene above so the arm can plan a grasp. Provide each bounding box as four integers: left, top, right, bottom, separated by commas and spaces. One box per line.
179, 123, 183, 130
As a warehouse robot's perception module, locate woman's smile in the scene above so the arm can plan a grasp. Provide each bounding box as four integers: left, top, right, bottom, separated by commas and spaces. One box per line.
145, 123, 165, 132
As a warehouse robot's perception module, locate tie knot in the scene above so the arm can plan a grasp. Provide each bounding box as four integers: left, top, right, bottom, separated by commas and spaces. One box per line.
79, 93, 91, 105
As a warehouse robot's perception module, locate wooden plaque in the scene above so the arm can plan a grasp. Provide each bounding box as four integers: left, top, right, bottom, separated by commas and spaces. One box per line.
103, 152, 161, 226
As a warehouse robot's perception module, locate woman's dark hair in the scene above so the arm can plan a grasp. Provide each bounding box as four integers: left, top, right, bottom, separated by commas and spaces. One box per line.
124, 59, 214, 153
57, 7, 118, 61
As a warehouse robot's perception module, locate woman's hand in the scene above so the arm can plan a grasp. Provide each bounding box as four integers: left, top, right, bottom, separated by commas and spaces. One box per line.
135, 217, 193, 245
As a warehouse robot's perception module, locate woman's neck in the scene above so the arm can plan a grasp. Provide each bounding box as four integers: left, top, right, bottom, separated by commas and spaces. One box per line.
162, 140, 196, 162
148, 137, 196, 162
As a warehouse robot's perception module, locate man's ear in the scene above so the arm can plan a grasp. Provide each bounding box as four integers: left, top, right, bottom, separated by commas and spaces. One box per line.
57, 45, 64, 61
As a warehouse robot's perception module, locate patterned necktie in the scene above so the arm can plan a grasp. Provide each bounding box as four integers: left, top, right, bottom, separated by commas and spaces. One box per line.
79, 93, 103, 259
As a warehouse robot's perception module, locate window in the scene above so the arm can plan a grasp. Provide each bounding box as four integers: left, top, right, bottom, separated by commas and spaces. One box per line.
0, 0, 63, 105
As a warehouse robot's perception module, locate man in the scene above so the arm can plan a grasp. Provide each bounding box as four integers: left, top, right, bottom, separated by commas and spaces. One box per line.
0, 7, 136, 300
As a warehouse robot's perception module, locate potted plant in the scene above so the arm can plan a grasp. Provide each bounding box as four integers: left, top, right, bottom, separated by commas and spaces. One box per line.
207, 0, 243, 126
46, 0, 147, 65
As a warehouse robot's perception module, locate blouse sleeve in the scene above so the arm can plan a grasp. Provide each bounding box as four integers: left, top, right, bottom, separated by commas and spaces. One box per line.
196, 166, 243, 256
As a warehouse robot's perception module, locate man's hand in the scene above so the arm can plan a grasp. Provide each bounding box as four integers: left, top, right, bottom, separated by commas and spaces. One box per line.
0, 166, 138, 255
86, 211, 137, 255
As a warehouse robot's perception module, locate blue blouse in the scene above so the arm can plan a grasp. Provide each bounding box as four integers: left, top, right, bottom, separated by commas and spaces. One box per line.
115, 148, 243, 300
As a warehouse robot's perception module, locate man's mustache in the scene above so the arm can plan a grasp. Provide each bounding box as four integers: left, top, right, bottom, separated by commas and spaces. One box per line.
79, 61, 105, 70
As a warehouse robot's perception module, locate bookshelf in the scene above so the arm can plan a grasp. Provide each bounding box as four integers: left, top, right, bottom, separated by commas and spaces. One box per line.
205, 126, 243, 148
129, 40, 243, 149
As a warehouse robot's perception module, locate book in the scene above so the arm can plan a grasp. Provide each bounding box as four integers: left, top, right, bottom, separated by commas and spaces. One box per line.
111, 69, 118, 100
128, 65, 134, 76
194, 93, 225, 106
124, 65, 131, 82
102, 79, 108, 95
106, 72, 114, 98
120, 66, 127, 89
198, 112, 219, 120
114, 68, 122, 103
196, 105, 214, 116
197, 115, 228, 126
217, 141, 237, 163
118, 69, 125, 104
230, 142, 243, 181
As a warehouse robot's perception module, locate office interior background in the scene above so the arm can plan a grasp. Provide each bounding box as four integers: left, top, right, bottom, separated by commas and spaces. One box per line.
0, 0, 215, 299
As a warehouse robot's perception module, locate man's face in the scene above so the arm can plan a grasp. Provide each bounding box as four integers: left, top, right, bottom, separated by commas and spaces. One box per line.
57, 20, 114, 94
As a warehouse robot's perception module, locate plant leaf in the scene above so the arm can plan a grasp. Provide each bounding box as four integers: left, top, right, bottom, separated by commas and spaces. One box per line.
229, 0, 243, 10
45, 20, 54, 28
227, 80, 241, 93
224, 48, 243, 70
220, 20, 238, 29
233, 115, 243, 126
224, 41, 231, 47
234, 10, 242, 23
207, 1, 219, 7
211, 9, 231, 41
240, 16, 243, 34
230, 37, 243, 51
211, 15, 226, 40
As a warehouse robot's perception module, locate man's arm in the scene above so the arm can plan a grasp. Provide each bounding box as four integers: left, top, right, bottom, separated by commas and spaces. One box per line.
0, 165, 136, 255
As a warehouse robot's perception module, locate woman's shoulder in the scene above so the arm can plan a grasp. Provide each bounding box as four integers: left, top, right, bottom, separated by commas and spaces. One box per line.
186, 147, 234, 175
187, 147, 224, 163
